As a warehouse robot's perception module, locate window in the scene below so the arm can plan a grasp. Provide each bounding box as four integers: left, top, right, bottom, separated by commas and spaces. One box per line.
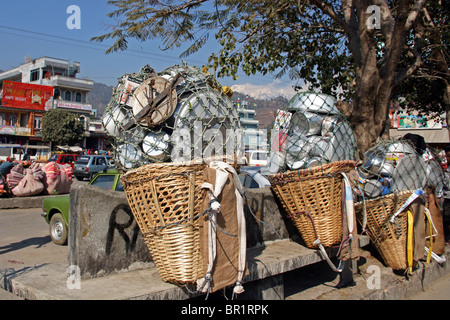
65, 156, 76, 164
64, 90, 72, 101
75, 92, 82, 102
34, 116, 42, 129
30, 69, 40, 82
9, 115, 17, 127
239, 173, 259, 188
54, 88, 60, 99
96, 157, 106, 166
90, 175, 115, 190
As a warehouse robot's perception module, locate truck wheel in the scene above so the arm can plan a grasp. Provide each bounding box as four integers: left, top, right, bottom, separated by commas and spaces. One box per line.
50, 212, 68, 245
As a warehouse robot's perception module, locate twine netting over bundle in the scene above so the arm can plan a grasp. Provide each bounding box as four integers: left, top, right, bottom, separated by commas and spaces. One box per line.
101, 63, 242, 171
355, 137, 445, 200
267, 92, 357, 174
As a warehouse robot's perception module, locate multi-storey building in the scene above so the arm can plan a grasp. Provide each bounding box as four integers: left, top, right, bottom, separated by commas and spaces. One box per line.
237, 98, 267, 151
0, 57, 94, 159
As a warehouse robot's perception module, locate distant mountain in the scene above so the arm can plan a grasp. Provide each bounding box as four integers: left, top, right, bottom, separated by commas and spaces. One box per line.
231, 92, 289, 129
88, 82, 114, 117
87, 81, 289, 128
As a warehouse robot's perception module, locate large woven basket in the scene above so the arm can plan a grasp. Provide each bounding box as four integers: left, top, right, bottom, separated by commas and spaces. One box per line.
354, 191, 413, 270
121, 161, 206, 285
268, 160, 356, 248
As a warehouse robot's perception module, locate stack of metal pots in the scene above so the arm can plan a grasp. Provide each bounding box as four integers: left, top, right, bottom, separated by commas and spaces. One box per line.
267, 92, 357, 173
101, 63, 241, 171
356, 140, 433, 199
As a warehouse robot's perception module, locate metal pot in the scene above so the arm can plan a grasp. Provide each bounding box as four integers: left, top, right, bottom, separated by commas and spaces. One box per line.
117, 143, 144, 169
142, 131, 170, 161
303, 112, 323, 136
321, 115, 340, 136
362, 147, 386, 176
102, 104, 129, 138
288, 92, 339, 115
362, 179, 383, 198
289, 112, 309, 136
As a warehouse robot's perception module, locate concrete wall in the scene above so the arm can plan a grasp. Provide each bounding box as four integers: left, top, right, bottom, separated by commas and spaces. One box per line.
68, 183, 152, 279
68, 183, 291, 279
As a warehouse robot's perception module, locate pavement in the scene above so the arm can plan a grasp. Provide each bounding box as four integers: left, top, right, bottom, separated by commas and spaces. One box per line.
1, 239, 449, 301
1, 196, 449, 301
0, 194, 67, 210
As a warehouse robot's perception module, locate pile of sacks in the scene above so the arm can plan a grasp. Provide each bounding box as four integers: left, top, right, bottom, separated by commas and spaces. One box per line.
7, 162, 73, 197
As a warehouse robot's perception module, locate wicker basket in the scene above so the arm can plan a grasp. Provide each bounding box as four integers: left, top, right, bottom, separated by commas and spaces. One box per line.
354, 191, 413, 270
268, 160, 356, 248
121, 161, 206, 285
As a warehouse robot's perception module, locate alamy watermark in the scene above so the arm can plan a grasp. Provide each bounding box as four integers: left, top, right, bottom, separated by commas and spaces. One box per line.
366, 5, 381, 30
66, 265, 81, 290
366, 265, 381, 290
67, 5, 81, 30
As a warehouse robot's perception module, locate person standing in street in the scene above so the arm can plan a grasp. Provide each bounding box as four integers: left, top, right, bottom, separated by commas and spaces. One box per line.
0, 157, 17, 178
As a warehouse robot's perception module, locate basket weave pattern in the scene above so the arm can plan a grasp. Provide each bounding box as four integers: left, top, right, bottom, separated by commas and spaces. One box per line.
269, 160, 355, 248
355, 191, 412, 270
121, 162, 206, 284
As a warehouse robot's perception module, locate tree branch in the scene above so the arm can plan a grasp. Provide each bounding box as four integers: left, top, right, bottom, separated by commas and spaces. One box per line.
309, 0, 351, 35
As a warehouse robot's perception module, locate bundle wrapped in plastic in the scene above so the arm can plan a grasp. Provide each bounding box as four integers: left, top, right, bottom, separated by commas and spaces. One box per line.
12, 163, 45, 197
6, 165, 26, 190
41, 162, 72, 195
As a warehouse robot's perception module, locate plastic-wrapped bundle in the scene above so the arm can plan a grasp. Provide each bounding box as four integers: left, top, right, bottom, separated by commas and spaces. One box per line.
267, 92, 356, 173
101, 63, 242, 171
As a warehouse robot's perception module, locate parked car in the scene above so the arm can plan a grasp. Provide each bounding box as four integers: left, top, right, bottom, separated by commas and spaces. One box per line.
47, 154, 80, 169
42, 169, 123, 245
73, 154, 112, 181
239, 167, 271, 188
244, 150, 268, 167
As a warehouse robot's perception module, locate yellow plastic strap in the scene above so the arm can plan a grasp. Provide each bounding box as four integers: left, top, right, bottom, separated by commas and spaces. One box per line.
407, 210, 414, 275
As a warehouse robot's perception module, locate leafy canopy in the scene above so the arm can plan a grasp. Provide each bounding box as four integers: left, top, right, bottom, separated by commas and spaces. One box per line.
92, 0, 448, 114
92, 0, 354, 98
41, 109, 85, 146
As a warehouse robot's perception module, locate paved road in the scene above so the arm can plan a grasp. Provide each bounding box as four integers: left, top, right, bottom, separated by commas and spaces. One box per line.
0, 207, 449, 300
407, 272, 450, 300
0, 207, 67, 300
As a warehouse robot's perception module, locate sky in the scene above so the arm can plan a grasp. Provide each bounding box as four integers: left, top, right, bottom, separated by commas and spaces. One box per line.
0, 0, 297, 100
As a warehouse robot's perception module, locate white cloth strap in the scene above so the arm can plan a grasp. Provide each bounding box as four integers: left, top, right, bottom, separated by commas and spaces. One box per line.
390, 189, 423, 223
197, 161, 246, 294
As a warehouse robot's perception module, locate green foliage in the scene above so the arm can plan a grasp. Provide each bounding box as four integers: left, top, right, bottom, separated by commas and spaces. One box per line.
41, 109, 85, 146
92, 0, 448, 119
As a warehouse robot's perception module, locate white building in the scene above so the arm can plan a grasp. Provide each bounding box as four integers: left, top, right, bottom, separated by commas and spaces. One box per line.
0, 56, 94, 114
0, 57, 97, 155
237, 99, 267, 151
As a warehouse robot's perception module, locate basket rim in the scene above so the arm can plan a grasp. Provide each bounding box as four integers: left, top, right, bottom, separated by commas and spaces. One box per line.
354, 190, 415, 208
268, 160, 356, 184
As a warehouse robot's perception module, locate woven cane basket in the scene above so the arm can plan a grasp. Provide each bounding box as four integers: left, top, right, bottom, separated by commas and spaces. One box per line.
268, 160, 356, 249
354, 191, 413, 270
121, 161, 206, 285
